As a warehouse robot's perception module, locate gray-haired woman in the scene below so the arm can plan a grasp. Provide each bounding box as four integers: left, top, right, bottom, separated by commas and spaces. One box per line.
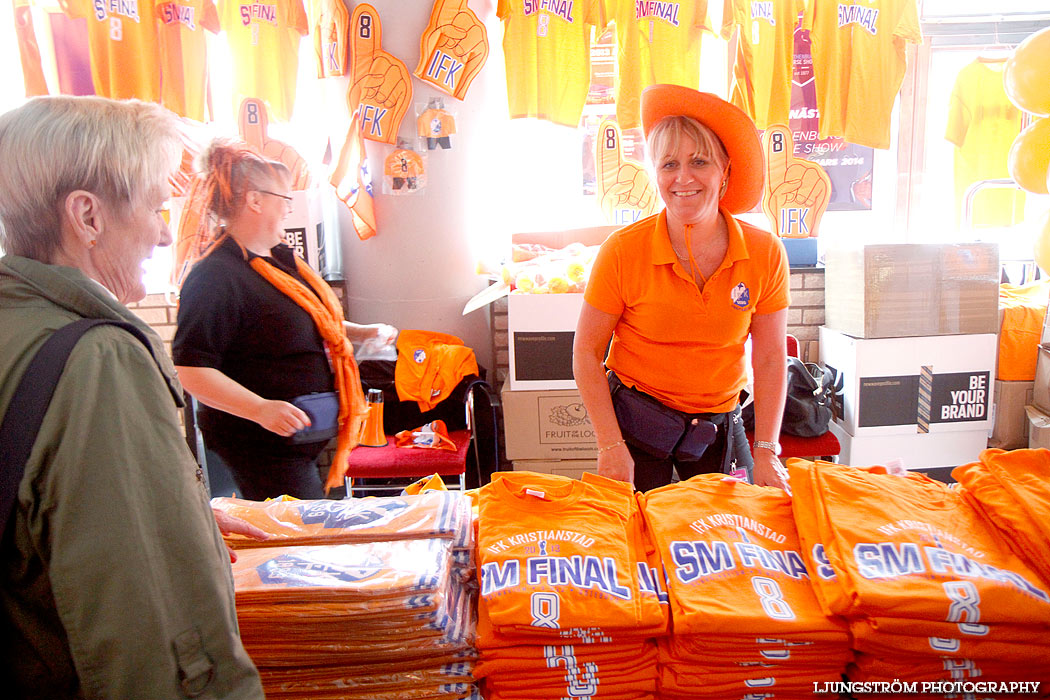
0, 96, 264, 699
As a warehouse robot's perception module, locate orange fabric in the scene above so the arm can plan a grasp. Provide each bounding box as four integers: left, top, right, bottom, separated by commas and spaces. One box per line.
414, 0, 489, 100
787, 458, 1050, 625
953, 448, 1050, 585
60, 0, 162, 100
403, 473, 450, 494
395, 420, 457, 451
156, 0, 220, 121
211, 490, 470, 547
996, 281, 1050, 380
171, 173, 212, 287
330, 110, 377, 240
850, 619, 1050, 663
640, 85, 764, 213
13, 0, 48, 97
247, 254, 368, 493
394, 330, 478, 411
347, 3, 412, 145
640, 474, 849, 639
584, 209, 790, 413
477, 471, 665, 634
314, 0, 349, 77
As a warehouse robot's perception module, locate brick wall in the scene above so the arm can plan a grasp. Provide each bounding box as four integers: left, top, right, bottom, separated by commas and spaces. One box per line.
491, 267, 827, 387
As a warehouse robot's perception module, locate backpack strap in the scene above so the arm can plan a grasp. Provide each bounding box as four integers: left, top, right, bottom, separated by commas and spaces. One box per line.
1, 318, 154, 542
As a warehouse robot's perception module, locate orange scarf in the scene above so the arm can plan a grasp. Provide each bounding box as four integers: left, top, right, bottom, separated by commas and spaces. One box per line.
248, 254, 368, 493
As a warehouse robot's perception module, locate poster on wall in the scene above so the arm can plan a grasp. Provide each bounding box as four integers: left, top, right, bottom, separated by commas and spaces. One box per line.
785, 25, 874, 211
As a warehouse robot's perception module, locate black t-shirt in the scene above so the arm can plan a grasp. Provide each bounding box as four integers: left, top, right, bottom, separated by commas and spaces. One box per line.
173, 236, 335, 455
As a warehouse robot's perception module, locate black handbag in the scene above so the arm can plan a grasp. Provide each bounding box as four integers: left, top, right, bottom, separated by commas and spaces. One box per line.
743, 357, 842, 437
608, 373, 717, 461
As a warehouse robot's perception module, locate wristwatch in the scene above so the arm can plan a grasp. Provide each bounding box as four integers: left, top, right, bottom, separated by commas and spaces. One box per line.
752, 439, 782, 455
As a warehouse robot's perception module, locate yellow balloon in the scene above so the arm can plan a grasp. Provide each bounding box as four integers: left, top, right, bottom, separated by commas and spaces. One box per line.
1008, 117, 1050, 195
1004, 26, 1050, 116
1034, 209, 1050, 274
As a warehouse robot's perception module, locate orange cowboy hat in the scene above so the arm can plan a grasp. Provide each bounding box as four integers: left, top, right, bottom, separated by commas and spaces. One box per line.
641, 84, 764, 214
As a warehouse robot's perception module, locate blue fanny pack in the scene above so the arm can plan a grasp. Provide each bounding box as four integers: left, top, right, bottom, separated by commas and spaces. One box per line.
288, 392, 340, 444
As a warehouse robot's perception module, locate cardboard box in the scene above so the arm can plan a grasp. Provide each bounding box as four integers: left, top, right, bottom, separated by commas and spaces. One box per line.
508, 293, 584, 390
989, 380, 1034, 449
824, 243, 999, 338
281, 188, 325, 272
1033, 344, 1050, 413
1025, 405, 1050, 450
819, 326, 997, 436
829, 421, 988, 470
511, 459, 598, 480
501, 381, 597, 460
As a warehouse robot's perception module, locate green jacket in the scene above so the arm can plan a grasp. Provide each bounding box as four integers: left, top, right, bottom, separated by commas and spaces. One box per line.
0, 255, 264, 699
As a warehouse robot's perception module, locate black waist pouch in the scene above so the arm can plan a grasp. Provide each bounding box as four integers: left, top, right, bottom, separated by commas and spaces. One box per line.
288, 391, 340, 444
608, 372, 717, 461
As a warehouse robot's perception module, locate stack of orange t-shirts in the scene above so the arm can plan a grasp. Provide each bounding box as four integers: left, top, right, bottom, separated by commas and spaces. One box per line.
223, 492, 480, 700
213, 491, 476, 580
953, 448, 1050, 586
640, 474, 851, 700
474, 471, 668, 700
788, 458, 1050, 690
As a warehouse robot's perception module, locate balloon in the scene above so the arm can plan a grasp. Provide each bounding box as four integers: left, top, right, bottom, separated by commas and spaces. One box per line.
1034, 209, 1050, 274
1007, 117, 1050, 195
1004, 26, 1050, 116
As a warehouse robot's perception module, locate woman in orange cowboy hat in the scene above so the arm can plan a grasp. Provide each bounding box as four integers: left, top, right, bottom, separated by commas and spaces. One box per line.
573, 84, 790, 492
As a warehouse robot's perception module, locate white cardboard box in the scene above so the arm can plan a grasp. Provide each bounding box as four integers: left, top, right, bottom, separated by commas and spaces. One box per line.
501, 381, 597, 460
507, 293, 585, 390
819, 326, 996, 436
829, 421, 988, 470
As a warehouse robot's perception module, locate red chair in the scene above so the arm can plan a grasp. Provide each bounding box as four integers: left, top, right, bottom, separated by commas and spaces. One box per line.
745, 334, 841, 461
343, 378, 498, 496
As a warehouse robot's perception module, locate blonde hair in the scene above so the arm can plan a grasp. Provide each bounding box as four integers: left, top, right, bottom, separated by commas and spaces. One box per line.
197, 138, 290, 225
0, 96, 181, 262
647, 115, 730, 174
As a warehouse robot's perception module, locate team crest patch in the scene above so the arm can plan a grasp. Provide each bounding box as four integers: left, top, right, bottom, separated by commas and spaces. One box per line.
731, 282, 751, 309
414, 348, 427, 363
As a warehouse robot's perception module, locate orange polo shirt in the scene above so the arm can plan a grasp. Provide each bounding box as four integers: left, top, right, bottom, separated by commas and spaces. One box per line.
584, 209, 790, 413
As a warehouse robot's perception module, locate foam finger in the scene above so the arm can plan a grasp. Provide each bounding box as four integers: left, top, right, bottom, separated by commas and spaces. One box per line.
351, 3, 382, 79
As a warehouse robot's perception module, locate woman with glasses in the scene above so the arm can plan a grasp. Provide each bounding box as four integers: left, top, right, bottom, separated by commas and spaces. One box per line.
174, 139, 394, 500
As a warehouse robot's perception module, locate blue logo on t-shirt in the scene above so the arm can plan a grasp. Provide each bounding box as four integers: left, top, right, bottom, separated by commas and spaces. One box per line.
298, 499, 407, 529
256, 551, 384, 586
731, 282, 751, 309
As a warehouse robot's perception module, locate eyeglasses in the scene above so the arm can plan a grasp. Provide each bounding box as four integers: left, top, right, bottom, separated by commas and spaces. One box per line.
256, 190, 294, 208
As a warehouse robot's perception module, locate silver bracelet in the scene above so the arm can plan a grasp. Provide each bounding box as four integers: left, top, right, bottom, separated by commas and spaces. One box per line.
753, 439, 781, 455
597, 438, 625, 454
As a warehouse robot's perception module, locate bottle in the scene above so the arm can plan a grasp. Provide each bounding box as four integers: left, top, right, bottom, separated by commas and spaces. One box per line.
360, 388, 387, 447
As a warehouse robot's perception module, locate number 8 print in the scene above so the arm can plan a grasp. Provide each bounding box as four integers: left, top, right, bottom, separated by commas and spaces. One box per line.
530, 591, 560, 628
751, 576, 795, 620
